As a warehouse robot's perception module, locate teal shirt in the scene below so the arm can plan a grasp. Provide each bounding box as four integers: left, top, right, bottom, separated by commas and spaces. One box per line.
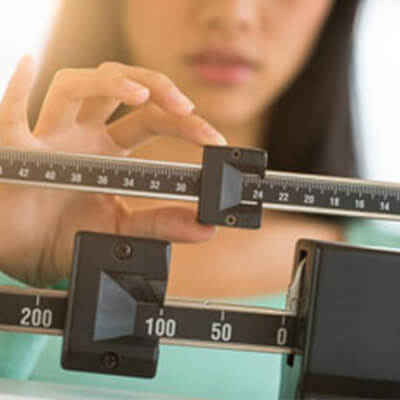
0, 272, 286, 399
0, 221, 398, 399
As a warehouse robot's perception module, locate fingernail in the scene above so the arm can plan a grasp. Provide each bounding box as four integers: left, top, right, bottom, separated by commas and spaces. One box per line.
167, 87, 195, 111
122, 80, 150, 100
16, 54, 35, 73
203, 126, 227, 145
202, 225, 216, 240
215, 134, 228, 145
134, 87, 151, 101
17, 54, 32, 67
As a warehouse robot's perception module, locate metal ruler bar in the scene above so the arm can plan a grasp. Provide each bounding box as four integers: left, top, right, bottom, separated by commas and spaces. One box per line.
0, 148, 201, 202
1, 147, 400, 220
244, 171, 400, 221
0, 287, 67, 335
0, 287, 296, 354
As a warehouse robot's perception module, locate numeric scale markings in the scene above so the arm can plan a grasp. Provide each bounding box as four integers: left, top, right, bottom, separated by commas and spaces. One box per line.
2, 147, 400, 355
1, 148, 400, 220
0, 287, 296, 354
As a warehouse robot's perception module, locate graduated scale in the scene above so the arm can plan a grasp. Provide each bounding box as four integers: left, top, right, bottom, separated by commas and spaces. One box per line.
0, 145, 400, 399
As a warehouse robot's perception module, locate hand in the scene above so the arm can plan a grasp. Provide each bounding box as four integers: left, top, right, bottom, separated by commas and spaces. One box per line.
0, 55, 226, 287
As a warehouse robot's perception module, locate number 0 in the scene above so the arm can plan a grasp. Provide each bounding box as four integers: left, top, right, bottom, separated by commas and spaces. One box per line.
277, 327, 288, 346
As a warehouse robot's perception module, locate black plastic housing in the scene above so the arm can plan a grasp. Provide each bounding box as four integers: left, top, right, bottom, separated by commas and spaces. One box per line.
198, 146, 268, 229
280, 240, 400, 399
62, 232, 170, 378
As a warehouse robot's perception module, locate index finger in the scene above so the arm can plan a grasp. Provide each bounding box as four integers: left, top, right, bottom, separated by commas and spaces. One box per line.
98, 62, 195, 116
107, 103, 227, 150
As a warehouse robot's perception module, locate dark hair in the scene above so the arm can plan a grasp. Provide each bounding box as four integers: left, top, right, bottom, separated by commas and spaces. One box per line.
29, 0, 361, 177
267, 0, 361, 177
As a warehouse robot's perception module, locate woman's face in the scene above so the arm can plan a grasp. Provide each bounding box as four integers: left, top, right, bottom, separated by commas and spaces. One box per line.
122, 0, 333, 131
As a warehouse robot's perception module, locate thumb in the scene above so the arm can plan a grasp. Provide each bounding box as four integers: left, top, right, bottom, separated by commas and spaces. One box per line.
118, 206, 216, 243
0, 54, 36, 145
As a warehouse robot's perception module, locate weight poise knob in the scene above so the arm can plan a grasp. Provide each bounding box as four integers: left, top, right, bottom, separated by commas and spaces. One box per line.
62, 232, 170, 378
198, 146, 268, 229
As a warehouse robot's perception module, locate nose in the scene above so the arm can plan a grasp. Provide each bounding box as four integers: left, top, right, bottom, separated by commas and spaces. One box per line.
196, 0, 259, 36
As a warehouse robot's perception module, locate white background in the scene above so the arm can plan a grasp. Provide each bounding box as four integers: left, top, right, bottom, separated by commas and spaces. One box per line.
356, 0, 400, 181
0, 0, 59, 94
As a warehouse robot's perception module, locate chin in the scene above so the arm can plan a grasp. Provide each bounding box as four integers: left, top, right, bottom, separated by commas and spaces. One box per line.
195, 95, 267, 131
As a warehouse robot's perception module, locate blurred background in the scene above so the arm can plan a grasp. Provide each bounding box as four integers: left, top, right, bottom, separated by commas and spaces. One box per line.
0, 0, 400, 228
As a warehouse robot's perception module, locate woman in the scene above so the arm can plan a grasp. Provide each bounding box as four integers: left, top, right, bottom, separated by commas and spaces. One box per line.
0, 1, 362, 398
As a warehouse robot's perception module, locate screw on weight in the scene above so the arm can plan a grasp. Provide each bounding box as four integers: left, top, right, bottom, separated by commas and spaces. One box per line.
102, 353, 119, 370
225, 214, 237, 227
231, 148, 242, 160
114, 241, 132, 260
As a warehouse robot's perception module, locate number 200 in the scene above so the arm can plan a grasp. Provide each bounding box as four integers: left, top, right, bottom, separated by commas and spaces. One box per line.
20, 307, 53, 328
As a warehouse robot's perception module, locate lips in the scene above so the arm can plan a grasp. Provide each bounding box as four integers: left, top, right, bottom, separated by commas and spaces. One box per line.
186, 50, 259, 84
